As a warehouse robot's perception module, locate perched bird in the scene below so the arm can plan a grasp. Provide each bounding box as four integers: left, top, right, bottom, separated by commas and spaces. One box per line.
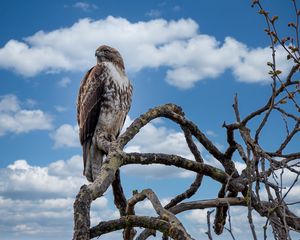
77, 45, 132, 182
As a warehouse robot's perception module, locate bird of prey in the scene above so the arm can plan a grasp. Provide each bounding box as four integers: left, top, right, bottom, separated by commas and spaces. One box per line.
77, 45, 133, 182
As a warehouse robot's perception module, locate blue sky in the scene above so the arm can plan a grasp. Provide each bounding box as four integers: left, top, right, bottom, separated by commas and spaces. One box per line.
0, 0, 299, 239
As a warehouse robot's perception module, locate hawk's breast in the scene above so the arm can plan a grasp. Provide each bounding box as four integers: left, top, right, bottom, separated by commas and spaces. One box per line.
104, 62, 130, 92
96, 62, 132, 136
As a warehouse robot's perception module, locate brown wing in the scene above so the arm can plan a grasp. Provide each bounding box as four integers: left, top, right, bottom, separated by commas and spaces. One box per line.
77, 67, 94, 128
77, 64, 106, 146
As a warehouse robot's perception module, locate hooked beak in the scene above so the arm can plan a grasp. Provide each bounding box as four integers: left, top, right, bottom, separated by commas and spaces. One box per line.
95, 50, 103, 57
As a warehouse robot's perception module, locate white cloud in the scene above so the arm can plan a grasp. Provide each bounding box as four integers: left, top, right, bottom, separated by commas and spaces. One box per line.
184, 207, 272, 239
0, 156, 115, 239
2, 156, 83, 199
122, 164, 195, 179
125, 117, 196, 158
73, 2, 98, 11
57, 76, 71, 87
51, 124, 80, 148
0, 95, 52, 136
234, 161, 246, 174
233, 45, 290, 83
253, 162, 300, 203
133, 197, 171, 217
48, 155, 83, 177
0, 16, 288, 87
0, 134, 298, 240
0, 40, 71, 76
185, 209, 208, 225
12, 224, 40, 235
0, 157, 85, 237
123, 116, 197, 179
271, 166, 300, 203
0, 94, 19, 112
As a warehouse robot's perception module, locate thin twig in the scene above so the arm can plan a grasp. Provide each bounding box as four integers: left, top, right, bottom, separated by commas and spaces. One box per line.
224, 203, 236, 240
205, 209, 215, 240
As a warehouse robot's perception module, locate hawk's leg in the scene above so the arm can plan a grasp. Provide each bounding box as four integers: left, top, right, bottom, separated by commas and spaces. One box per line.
90, 131, 116, 181
93, 130, 115, 153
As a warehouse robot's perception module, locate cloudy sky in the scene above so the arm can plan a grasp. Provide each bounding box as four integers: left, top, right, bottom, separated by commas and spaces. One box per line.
0, 0, 299, 239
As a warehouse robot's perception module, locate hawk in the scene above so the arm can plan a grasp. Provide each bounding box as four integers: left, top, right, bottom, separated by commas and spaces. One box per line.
77, 45, 133, 182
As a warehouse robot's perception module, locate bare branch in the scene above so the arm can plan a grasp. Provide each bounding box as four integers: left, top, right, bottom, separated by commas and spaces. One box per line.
112, 170, 127, 216
124, 152, 230, 187
276, 122, 300, 154
127, 189, 194, 240
90, 216, 170, 239
169, 197, 246, 214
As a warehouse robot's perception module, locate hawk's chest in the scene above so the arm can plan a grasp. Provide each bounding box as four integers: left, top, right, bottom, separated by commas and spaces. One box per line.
102, 62, 131, 110
104, 62, 129, 90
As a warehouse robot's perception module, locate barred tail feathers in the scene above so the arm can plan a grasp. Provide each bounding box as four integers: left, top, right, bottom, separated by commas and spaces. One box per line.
83, 138, 104, 182
82, 138, 92, 179
90, 142, 104, 181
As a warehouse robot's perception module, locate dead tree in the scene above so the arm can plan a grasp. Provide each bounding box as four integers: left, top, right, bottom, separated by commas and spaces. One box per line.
73, 1, 300, 239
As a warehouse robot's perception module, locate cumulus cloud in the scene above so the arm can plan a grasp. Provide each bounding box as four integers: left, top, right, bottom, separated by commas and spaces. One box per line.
0, 40, 71, 76
124, 117, 197, 157
0, 156, 113, 239
0, 95, 52, 136
123, 116, 197, 179
0, 127, 298, 239
233, 45, 289, 83
0, 94, 19, 112
185, 209, 209, 225
1, 156, 83, 199
0, 16, 289, 87
51, 124, 80, 148
184, 207, 269, 239
123, 116, 231, 179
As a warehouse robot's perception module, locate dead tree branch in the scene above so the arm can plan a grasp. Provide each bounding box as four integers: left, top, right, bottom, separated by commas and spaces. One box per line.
73, 1, 300, 239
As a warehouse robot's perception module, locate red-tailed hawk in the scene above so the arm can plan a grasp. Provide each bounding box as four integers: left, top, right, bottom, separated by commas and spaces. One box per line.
77, 45, 132, 182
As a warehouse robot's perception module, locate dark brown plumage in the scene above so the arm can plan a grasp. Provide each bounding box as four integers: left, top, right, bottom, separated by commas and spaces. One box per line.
77, 45, 132, 182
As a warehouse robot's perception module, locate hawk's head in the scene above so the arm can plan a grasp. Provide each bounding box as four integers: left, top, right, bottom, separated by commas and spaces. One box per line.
95, 45, 125, 70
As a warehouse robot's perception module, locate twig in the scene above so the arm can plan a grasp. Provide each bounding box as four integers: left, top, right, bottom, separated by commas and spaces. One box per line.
247, 192, 258, 240
205, 209, 215, 240
224, 203, 236, 240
